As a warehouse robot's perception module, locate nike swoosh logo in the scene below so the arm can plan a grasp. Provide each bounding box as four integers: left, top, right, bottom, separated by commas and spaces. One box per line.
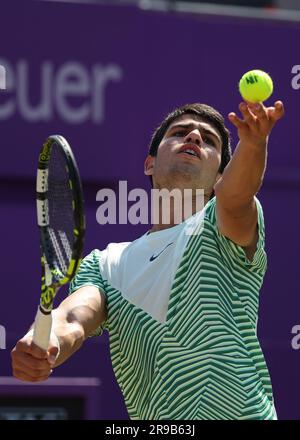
149, 242, 173, 262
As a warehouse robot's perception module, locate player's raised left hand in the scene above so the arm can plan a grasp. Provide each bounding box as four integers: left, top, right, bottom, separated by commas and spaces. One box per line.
228, 101, 284, 148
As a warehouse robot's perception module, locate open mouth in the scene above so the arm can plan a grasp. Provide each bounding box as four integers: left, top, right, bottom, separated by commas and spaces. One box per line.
180, 149, 198, 158
178, 145, 201, 159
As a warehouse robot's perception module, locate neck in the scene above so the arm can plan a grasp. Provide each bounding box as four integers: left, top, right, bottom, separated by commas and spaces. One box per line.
149, 188, 211, 234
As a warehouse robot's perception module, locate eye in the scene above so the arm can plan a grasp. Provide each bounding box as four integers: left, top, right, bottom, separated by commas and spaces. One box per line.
203, 136, 216, 147
172, 130, 185, 137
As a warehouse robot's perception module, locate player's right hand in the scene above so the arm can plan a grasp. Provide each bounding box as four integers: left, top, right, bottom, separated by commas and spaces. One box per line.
11, 332, 60, 382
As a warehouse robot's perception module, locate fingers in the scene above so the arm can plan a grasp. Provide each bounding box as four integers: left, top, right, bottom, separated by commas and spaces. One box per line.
47, 346, 59, 367
11, 349, 52, 382
229, 101, 284, 134
247, 102, 270, 132
239, 102, 258, 125
269, 100, 285, 123
228, 112, 246, 129
12, 350, 50, 371
228, 102, 257, 130
16, 337, 48, 360
11, 336, 54, 383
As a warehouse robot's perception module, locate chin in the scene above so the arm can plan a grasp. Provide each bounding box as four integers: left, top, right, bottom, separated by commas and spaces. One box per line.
154, 164, 203, 188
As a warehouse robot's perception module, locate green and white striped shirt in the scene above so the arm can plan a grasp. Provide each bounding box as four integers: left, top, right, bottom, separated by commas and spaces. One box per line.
69, 196, 276, 420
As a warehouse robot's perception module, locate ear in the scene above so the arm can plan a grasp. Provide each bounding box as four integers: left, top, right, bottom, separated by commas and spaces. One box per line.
144, 155, 155, 176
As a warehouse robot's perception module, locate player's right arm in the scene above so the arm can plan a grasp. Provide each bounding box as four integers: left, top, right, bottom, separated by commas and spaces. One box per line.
11, 286, 107, 382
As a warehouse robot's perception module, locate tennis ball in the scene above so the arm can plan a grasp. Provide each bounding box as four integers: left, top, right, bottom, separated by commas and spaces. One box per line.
239, 69, 273, 103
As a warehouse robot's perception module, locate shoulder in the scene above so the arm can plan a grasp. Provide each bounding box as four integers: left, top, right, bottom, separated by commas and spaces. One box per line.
204, 195, 267, 273
205, 195, 265, 229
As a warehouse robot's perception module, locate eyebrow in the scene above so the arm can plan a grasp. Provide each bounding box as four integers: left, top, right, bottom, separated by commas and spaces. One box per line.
167, 123, 221, 147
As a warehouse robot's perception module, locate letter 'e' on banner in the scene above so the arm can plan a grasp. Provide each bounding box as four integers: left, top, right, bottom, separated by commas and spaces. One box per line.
0, 65, 6, 90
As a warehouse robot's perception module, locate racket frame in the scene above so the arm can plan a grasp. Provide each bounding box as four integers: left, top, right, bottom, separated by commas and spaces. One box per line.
36, 135, 85, 315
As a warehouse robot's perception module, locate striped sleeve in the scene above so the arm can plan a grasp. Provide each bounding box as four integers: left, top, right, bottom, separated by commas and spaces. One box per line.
205, 196, 267, 274
69, 249, 108, 336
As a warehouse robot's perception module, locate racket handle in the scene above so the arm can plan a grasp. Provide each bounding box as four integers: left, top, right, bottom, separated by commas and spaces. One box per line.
32, 307, 52, 351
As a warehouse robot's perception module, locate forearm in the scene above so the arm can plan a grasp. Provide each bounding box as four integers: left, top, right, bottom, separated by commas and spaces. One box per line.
27, 306, 85, 368
215, 139, 268, 206
50, 308, 85, 367
50, 286, 106, 367
13, 286, 105, 382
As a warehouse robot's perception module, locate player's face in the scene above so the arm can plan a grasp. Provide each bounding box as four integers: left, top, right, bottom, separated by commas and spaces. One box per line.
145, 114, 222, 194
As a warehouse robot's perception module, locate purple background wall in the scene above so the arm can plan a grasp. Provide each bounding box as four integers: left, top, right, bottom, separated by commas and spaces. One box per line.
0, 0, 299, 419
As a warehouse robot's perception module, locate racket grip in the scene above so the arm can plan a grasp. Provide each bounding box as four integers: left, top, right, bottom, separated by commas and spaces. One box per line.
32, 308, 52, 351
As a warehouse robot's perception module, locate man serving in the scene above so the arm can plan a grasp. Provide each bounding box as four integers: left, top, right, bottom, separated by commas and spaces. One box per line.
12, 99, 284, 420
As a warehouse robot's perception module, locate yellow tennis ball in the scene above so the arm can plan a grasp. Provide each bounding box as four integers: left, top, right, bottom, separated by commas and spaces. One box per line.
239, 69, 273, 103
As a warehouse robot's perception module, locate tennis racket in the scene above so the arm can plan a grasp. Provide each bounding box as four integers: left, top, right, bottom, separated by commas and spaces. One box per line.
32, 135, 85, 351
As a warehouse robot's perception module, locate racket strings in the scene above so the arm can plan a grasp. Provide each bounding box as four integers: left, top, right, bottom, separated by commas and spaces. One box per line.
46, 144, 75, 278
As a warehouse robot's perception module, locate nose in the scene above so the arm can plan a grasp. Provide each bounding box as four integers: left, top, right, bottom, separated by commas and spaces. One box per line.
184, 129, 202, 146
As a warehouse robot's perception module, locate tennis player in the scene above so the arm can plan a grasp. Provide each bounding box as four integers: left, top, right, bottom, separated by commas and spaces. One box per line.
11, 100, 284, 420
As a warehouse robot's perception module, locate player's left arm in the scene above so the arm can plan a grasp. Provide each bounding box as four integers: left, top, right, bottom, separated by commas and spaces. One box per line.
214, 101, 284, 260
